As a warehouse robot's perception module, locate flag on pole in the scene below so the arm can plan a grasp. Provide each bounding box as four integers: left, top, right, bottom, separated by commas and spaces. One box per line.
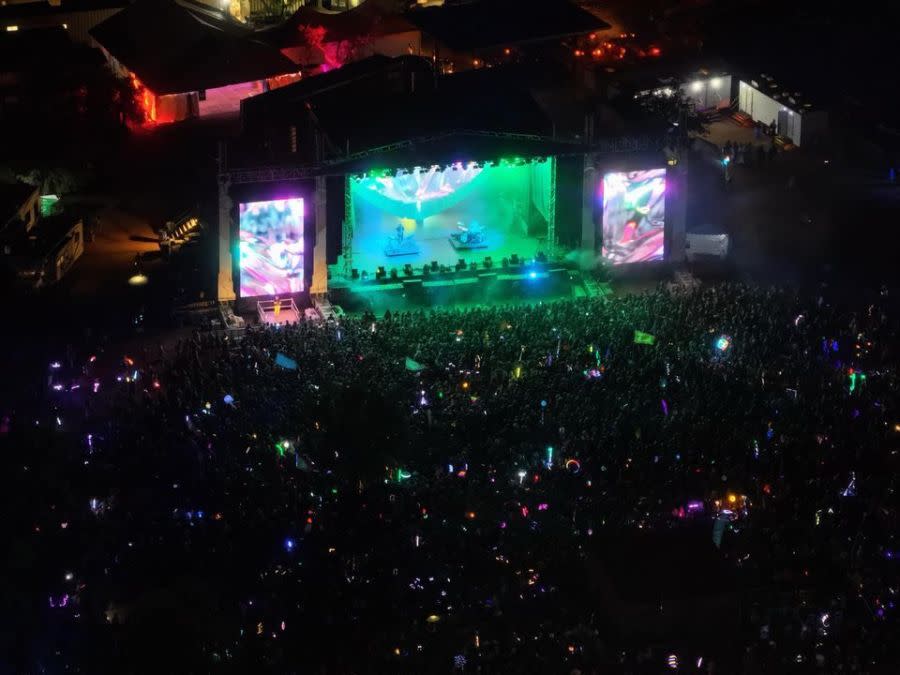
712, 514, 729, 548
634, 330, 656, 345
405, 357, 426, 372
275, 353, 298, 370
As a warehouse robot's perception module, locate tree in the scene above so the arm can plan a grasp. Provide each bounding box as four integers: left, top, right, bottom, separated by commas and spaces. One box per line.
252, 0, 301, 23
638, 89, 708, 150
15, 165, 90, 197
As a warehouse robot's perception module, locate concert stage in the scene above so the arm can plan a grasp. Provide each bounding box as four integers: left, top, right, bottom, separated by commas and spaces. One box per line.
219, 128, 685, 316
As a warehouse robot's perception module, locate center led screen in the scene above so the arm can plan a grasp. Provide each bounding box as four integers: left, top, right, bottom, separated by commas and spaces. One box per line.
600, 168, 666, 264
238, 198, 305, 297
349, 159, 552, 272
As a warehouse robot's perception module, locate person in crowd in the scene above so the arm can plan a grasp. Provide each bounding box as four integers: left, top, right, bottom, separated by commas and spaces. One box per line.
5, 282, 898, 673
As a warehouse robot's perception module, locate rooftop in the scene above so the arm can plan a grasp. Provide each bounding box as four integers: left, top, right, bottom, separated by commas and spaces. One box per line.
239, 54, 398, 120
90, 0, 299, 95
21, 212, 83, 257
406, 0, 609, 51
0, 182, 39, 226
0, 24, 84, 72
744, 73, 818, 113
0, 0, 125, 21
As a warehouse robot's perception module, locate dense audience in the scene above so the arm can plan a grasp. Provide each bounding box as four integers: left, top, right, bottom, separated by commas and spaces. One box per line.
2, 282, 898, 673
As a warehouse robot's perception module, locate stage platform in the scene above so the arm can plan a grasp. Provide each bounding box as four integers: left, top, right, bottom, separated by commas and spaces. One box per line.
349, 230, 548, 278
328, 259, 595, 313
257, 297, 301, 325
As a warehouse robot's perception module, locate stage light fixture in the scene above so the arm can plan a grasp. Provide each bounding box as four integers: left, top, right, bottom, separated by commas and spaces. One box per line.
483, 256, 493, 269
502, 257, 509, 268
403, 264, 414, 276
351, 268, 359, 279
376, 266, 386, 279
536, 251, 547, 263
510, 254, 520, 265
389, 268, 398, 280
469, 261, 477, 271
711, 77, 721, 88
431, 260, 439, 271
691, 81, 703, 92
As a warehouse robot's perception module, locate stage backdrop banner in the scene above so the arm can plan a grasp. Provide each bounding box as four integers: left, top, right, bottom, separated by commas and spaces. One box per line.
348, 159, 552, 273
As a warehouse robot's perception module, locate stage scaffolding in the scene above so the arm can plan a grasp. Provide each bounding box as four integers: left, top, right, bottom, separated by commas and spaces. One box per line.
547, 156, 557, 258
342, 174, 354, 279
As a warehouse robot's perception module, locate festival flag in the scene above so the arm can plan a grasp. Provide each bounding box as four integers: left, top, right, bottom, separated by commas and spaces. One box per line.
275, 353, 298, 370
405, 357, 426, 372
634, 330, 656, 345
712, 514, 728, 548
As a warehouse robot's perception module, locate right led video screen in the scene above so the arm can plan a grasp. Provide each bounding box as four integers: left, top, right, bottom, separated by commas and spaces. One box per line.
601, 168, 666, 264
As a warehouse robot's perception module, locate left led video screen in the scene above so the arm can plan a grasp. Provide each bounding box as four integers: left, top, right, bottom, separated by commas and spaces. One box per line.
238, 198, 305, 297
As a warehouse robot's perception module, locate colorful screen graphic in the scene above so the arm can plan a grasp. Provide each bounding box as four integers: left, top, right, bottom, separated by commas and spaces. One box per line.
238, 198, 305, 297
349, 160, 553, 273
601, 169, 666, 264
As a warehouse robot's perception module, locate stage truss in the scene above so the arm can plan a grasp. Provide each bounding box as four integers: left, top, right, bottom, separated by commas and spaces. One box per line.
342, 175, 354, 278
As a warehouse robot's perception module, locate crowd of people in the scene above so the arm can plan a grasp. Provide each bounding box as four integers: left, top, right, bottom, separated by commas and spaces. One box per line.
3, 281, 898, 673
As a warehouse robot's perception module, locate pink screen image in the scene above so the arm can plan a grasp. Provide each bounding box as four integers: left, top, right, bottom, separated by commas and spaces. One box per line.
238, 198, 304, 297
601, 169, 666, 264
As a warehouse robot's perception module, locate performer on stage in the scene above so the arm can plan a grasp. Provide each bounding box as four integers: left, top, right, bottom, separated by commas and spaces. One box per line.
384, 221, 420, 256
450, 220, 486, 249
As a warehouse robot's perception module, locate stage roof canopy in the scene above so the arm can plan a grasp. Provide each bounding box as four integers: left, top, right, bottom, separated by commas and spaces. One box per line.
308, 66, 553, 154
240, 54, 398, 120
90, 0, 298, 95
406, 0, 610, 51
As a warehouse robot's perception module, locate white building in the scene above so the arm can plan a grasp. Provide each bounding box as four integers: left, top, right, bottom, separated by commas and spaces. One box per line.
681, 73, 733, 111
737, 75, 827, 147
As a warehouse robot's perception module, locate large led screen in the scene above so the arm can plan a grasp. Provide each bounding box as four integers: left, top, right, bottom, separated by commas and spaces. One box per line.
238, 198, 304, 297
349, 159, 552, 272
601, 168, 666, 264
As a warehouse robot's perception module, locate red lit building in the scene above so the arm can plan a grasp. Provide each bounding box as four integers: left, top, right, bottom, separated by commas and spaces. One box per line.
90, 0, 300, 124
